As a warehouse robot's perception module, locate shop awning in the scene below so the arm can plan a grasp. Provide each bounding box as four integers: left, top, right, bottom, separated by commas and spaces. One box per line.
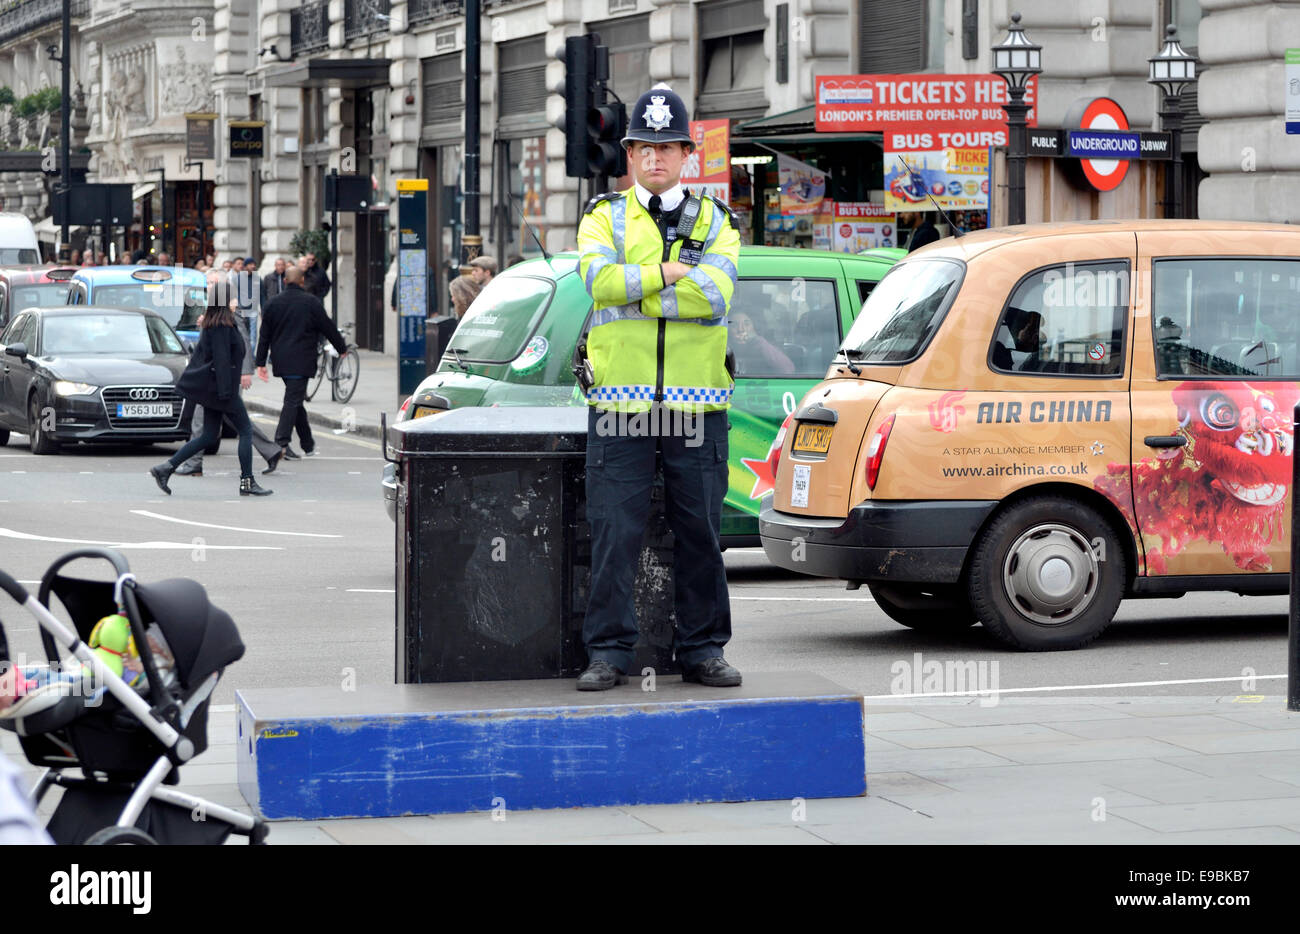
263, 58, 392, 90
132, 183, 155, 201
732, 105, 882, 144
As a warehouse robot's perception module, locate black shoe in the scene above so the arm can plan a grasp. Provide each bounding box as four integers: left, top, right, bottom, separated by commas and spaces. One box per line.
282, 446, 301, 460
240, 476, 274, 497
150, 463, 175, 495
262, 449, 284, 475
174, 463, 202, 477
682, 657, 742, 687
576, 660, 627, 692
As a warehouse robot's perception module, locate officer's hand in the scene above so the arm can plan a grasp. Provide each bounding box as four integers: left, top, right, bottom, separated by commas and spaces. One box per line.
662, 261, 691, 285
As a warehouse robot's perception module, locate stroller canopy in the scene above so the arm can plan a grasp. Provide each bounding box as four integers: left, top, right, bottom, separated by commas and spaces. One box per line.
133, 579, 244, 689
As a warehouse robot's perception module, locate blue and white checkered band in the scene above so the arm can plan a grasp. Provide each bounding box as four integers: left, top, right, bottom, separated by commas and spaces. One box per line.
588, 384, 732, 404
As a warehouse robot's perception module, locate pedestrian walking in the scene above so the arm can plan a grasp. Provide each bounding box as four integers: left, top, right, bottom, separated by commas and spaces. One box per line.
150, 298, 273, 497
261, 257, 289, 306
299, 252, 330, 300
231, 256, 262, 351
449, 274, 480, 319
255, 264, 347, 459
173, 302, 286, 478
468, 255, 497, 288
573, 82, 742, 691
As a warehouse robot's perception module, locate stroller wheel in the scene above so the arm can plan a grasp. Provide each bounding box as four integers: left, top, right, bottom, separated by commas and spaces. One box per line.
85, 826, 158, 846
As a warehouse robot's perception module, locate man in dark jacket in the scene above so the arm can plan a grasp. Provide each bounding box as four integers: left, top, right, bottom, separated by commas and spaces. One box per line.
261, 256, 289, 306
300, 252, 330, 300
255, 264, 347, 457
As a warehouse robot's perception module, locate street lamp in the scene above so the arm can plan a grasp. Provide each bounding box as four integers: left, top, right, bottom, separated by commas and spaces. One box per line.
992, 12, 1041, 226
1148, 24, 1198, 219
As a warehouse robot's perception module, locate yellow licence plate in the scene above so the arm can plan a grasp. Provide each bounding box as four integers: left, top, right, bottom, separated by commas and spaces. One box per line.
792, 423, 833, 454
411, 406, 448, 420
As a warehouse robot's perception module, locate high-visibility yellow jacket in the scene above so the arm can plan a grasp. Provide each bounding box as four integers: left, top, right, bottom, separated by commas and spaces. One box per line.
577, 189, 741, 413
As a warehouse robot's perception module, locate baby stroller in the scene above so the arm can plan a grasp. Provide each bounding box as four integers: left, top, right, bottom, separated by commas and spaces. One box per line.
0, 547, 268, 844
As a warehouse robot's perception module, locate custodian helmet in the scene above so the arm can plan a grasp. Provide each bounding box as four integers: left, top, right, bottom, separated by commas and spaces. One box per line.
621, 83, 694, 147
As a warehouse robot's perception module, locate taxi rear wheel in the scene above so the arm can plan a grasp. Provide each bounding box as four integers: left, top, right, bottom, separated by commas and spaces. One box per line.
968, 496, 1125, 651
868, 584, 976, 632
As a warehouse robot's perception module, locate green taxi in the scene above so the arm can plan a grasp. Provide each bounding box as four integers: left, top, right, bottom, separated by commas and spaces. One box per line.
385, 245, 903, 543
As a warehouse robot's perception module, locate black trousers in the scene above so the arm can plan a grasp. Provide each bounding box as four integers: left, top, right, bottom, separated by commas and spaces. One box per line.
275, 377, 314, 452
583, 406, 731, 672
179, 400, 279, 467
170, 399, 254, 478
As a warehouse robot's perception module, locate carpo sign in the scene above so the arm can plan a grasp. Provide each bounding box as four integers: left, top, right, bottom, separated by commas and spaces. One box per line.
816, 74, 1038, 142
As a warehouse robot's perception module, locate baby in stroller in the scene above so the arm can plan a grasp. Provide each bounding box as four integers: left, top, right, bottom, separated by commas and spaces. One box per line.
0, 548, 268, 845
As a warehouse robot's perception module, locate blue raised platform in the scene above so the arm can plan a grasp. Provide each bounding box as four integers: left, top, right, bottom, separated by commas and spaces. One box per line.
236, 674, 866, 819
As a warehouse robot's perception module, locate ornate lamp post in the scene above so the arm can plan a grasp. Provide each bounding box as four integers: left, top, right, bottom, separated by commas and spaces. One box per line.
1148, 24, 1198, 219
992, 12, 1041, 226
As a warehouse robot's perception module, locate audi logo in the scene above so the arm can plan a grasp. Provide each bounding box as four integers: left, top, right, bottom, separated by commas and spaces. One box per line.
127, 388, 160, 401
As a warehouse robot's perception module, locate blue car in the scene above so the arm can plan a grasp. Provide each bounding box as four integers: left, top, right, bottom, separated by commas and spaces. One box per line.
64, 266, 208, 343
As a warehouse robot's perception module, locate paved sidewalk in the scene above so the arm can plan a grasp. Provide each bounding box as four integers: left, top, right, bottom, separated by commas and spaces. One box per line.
10, 694, 1300, 844
242, 349, 402, 442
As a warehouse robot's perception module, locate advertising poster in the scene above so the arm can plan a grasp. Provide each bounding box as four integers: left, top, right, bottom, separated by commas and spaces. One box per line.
1288, 49, 1300, 134
815, 74, 1038, 142
884, 148, 990, 213
682, 119, 731, 202
831, 203, 897, 251
777, 153, 827, 215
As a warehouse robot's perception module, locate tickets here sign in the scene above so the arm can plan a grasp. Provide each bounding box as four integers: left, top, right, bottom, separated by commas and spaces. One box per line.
816, 74, 1038, 138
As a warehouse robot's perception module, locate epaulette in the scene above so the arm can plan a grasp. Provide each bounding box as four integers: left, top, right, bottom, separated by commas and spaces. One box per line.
583, 191, 623, 215
710, 196, 740, 230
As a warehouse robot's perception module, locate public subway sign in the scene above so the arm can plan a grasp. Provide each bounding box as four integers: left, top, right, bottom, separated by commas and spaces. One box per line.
815, 74, 1037, 141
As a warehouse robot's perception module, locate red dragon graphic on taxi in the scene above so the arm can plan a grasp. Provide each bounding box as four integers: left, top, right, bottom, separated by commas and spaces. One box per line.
1094, 381, 1298, 573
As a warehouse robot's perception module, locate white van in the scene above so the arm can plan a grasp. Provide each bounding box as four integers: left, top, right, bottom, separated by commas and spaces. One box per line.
0, 213, 41, 266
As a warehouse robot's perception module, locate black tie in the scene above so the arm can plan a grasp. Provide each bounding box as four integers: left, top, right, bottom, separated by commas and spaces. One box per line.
648, 194, 662, 218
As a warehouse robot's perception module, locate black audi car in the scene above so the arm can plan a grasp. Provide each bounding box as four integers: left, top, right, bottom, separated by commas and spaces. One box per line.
0, 305, 190, 453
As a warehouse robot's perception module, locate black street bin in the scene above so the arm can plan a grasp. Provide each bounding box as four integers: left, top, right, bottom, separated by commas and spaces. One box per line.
391, 406, 680, 683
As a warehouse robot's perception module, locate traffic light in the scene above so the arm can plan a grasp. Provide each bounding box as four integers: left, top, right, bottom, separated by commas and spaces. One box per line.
587, 102, 627, 179
558, 35, 596, 178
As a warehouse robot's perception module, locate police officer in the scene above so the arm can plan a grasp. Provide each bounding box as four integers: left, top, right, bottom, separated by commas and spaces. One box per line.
575, 83, 742, 691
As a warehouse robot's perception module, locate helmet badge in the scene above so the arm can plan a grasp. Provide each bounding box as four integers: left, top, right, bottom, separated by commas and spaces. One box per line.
642, 95, 673, 131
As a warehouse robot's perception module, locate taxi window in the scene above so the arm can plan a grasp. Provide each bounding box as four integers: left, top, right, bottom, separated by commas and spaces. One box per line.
840, 258, 964, 364
727, 278, 839, 378
1153, 258, 1300, 379
448, 275, 554, 364
989, 261, 1129, 377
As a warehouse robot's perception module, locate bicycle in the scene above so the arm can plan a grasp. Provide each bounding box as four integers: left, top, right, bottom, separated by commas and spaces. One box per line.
306, 323, 361, 403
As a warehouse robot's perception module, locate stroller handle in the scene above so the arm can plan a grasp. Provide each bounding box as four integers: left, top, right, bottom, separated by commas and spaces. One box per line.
0, 569, 28, 604
39, 548, 132, 584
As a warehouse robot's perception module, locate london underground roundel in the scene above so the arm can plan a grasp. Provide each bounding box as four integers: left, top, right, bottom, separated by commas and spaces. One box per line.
1079, 98, 1130, 192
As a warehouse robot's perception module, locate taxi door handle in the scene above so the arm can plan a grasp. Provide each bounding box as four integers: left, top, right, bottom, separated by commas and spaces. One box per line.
1144, 435, 1187, 448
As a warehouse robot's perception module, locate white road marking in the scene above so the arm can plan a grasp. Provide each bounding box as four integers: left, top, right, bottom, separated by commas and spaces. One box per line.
347, 588, 395, 593
211, 704, 235, 713
348, 471, 362, 475
732, 595, 873, 603
10, 470, 25, 474
863, 674, 1287, 701
0, 527, 281, 550
130, 510, 342, 538
80, 471, 93, 475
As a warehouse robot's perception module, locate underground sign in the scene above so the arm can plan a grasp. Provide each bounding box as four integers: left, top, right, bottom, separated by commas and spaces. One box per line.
1067, 98, 1134, 192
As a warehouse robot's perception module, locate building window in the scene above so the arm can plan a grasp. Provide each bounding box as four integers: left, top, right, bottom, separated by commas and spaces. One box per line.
422, 52, 462, 129
697, 0, 768, 119
858, 0, 926, 72
587, 14, 651, 106
961, 0, 977, 61
497, 36, 549, 137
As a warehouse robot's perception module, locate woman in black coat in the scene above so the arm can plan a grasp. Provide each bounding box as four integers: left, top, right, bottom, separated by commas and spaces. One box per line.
150, 299, 272, 497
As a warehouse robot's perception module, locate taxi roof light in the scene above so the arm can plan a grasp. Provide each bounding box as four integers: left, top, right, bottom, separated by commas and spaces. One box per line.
130, 268, 172, 283
865, 414, 895, 491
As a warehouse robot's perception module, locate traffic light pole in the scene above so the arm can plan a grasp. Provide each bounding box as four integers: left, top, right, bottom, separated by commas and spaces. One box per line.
461, 0, 481, 269
59, 0, 70, 253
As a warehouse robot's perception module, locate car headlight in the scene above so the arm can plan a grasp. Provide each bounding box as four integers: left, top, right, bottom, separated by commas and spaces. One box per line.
53, 381, 99, 397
